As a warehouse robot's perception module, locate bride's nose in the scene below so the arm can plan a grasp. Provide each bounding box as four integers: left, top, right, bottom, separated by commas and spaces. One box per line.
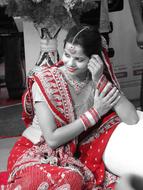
68, 58, 76, 67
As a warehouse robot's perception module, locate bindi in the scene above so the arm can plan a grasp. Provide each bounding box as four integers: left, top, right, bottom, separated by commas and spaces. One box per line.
67, 44, 77, 54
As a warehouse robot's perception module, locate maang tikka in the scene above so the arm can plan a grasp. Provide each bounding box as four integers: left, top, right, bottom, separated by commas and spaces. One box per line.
67, 26, 89, 54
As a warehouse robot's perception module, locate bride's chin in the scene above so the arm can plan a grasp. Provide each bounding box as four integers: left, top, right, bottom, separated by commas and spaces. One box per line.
67, 71, 77, 77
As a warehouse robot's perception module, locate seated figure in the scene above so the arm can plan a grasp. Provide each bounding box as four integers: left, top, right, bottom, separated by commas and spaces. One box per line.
0, 24, 143, 190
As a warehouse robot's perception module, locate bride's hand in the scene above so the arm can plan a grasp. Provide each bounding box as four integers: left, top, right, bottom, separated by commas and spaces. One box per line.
88, 54, 104, 83
93, 82, 121, 117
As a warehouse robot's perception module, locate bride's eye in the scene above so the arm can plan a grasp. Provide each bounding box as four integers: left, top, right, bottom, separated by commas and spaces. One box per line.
76, 58, 84, 62
64, 52, 70, 58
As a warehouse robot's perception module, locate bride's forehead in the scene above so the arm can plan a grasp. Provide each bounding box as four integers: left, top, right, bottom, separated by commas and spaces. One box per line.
65, 42, 84, 55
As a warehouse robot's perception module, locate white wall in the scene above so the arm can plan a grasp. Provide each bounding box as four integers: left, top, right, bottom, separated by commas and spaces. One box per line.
23, 22, 40, 73
23, 0, 143, 100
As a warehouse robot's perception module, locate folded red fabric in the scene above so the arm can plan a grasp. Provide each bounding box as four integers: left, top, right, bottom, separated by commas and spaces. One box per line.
0, 171, 8, 186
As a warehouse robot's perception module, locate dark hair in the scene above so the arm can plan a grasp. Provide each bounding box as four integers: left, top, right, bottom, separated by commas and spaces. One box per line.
64, 25, 102, 58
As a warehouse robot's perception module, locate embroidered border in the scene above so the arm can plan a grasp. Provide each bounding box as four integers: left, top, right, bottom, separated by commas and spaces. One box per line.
34, 66, 75, 125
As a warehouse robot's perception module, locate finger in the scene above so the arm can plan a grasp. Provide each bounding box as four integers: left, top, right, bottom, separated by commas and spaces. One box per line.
88, 60, 99, 70
92, 55, 103, 66
107, 91, 120, 104
88, 65, 94, 76
95, 88, 99, 97
88, 65, 99, 75
100, 82, 113, 97
104, 87, 119, 101
88, 63, 96, 70
89, 58, 102, 69
91, 54, 101, 62
88, 64, 98, 74
110, 95, 121, 107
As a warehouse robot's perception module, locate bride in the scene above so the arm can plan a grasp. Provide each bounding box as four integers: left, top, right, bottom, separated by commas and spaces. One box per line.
1, 24, 143, 190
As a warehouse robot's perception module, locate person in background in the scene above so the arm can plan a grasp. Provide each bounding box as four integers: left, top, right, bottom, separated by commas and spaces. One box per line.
1, 24, 143, 190
0, 1, 25, 99
129, 0, 143, 112
128, 0, 143, 48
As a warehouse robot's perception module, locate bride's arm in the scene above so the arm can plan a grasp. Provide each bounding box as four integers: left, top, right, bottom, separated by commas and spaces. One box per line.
34, 101, 84, 149
113, 93, 139, 125
88, 55, 139, 125
34, 85, 117, 149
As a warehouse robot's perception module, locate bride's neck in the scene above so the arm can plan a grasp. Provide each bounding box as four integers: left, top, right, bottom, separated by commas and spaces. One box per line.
69, 71, 89, 82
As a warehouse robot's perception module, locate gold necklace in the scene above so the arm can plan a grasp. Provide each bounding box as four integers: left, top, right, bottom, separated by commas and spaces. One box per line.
64, 72, 90, 94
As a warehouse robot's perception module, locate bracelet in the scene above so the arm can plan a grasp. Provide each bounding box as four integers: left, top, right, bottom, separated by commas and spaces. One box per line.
96, 74, 108, 94
97, 74, 115, 96
80, 107, 100, 131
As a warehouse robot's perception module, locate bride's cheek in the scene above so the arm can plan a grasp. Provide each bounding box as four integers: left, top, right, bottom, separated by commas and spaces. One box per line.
62, 55, 67, 63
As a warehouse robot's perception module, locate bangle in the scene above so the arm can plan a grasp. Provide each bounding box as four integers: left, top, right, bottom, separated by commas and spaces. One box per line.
97, 74, 115, 96
80, 107, 100, 131
96, 74, 108, 94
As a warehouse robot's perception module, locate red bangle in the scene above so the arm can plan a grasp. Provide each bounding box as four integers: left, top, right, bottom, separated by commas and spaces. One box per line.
96, 74, 108, 94
80, 107, 100, 131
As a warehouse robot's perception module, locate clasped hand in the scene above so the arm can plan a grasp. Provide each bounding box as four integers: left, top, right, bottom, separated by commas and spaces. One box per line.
88, 54, 104, 83
93, 82, 120, 117
88, 54, 120, 117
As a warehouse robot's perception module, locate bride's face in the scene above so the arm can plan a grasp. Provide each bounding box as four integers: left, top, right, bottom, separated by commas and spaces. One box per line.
62, 42, 89, 77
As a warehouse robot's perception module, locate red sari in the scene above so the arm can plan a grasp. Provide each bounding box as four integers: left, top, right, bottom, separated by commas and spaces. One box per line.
1, 61, 120, 190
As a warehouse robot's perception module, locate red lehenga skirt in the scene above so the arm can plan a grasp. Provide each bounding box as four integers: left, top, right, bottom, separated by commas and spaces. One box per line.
0, 64, 120, 190
5, 137, 84, 190
1, 114, 119, 190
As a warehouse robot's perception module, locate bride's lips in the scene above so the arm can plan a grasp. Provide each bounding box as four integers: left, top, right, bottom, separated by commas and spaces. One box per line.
67, 67, 77, 72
